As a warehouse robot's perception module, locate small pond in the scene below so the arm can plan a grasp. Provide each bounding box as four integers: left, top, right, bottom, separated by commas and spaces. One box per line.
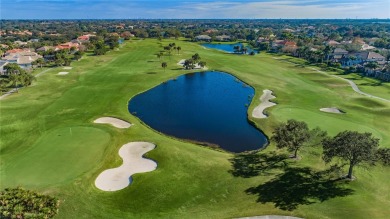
128, 71, 267, 153
202, 43, 258, 54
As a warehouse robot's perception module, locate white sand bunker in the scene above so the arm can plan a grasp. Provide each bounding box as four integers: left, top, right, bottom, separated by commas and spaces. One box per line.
95, 142, 157, 191
252, 89, 277, 119
57, 72, 69, 75
63, 67, 72, 70
177, 59, 208, 70
320, 107, 344, 114
94, 117, 132, 128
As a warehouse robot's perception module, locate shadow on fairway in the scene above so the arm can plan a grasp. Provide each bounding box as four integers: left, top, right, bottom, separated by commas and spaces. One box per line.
229, 152, 289, 178
245, 167, 354, 211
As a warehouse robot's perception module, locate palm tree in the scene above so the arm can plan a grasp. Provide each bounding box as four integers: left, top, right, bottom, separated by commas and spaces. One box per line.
192, 53, 200, 63
184, 59, 194, 69
198, 61, 206, 69
8, 74, 21, 93
161, 62, 167, 72
36, 58, 45, 68
323, 45, 333, 65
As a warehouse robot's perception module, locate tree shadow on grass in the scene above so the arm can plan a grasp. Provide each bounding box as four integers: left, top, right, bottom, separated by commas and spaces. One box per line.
229, 152, 289, 178
245, 167, 354, 211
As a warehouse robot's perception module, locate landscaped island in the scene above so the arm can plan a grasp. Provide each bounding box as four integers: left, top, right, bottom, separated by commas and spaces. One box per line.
1, 38, 389, 219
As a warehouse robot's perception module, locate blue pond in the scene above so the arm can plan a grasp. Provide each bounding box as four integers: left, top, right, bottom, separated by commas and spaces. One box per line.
128, 71, 267, 153
202, 43, 258, 54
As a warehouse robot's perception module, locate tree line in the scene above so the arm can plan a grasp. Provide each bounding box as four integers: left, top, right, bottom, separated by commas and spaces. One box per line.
272, 119, 389, 180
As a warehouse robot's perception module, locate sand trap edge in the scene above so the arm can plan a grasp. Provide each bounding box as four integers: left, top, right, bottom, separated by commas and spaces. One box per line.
320, 107, 345, 114
252, 89, 277, 119
95, 141, 157, 191
94, 117, 132, 128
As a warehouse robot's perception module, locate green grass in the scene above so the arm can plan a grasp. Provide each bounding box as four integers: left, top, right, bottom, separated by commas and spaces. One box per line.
337, 73, 390, 100
0, 39, 389, 219
2, 126, 111, 187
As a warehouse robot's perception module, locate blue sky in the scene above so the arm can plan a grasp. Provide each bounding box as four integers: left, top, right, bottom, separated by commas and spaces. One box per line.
2, 0, 389, 19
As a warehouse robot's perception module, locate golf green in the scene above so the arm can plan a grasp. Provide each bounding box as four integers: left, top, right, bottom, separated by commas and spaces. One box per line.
2, 126, 110, 187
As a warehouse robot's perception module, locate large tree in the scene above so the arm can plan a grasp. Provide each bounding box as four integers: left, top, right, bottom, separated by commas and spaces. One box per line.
272, 119, 311, 158
20, 73, 36, 87
322, 131, 380, 179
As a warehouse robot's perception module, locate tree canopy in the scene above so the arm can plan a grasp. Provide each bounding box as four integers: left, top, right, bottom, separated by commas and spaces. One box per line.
0, 187, 59, 219
322, 131, 380, 179
272, 119, 311, 158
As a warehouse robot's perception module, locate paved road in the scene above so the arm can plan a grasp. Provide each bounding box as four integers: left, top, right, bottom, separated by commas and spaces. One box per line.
35, 68, 53, 77
309, 67, 390, 103
0, 88, 18, 100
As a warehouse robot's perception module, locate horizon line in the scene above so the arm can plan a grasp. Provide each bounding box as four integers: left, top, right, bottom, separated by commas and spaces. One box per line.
1, 18, 390, 21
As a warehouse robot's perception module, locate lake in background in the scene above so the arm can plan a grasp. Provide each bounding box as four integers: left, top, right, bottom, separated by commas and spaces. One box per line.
202, 43, 258, 54
128, 71, 267, 153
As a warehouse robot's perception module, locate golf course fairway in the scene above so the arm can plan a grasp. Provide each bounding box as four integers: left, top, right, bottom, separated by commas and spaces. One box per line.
0, 39, 389, 219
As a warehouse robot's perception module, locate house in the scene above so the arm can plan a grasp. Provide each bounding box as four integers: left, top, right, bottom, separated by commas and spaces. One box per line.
56, 42, 80, 51
5, 49, 28, 55
36, 46, 58, 52
330, 48, 348, 62
215, 35, 231, 41
359, 51, 385, 63
271, 40, 285, 50
326, 40, 340, 46
77, 35, 90, 41
1, 51, 42, 69
257, 37, 267, 43
77, 34, 96, 43
14, 41, 28, 46
281, 41, 298, 54
0, 61, 8, 75
361, 44, 376, 51
194, 35, 212, 42
205, 29, 218, 34
271, 40, 297, 53
340, 51, 385, 67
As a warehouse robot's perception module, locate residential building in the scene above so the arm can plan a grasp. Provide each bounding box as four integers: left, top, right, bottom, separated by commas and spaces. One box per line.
330, 48, 348, 62
0, 61, 8, 75
2, 51, 42, 69
56, 42, 80, 50
36, 46, 58, 52
194, 35, 212, 42
340, 52, 385, 67
215, 35, 231, 41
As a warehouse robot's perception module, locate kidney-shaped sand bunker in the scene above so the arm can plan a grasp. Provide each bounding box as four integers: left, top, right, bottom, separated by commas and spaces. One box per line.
95, 142, 157, 191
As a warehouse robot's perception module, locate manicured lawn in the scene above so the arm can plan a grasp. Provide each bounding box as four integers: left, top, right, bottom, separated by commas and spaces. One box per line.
0, 39, 389, 219
337, 72, 390, 100
3, 126, 110, 187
